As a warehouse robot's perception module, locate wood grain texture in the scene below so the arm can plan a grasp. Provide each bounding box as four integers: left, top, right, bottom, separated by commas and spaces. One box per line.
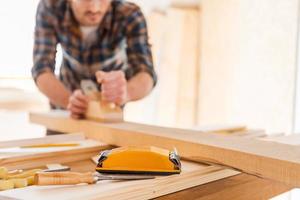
85, 101, 123, 123
0, 133, 240, 199
0, 158, 290, 200
0, 132, 291, 199
35, 172, 95, 185
152, 8, 199, 127
155, 173, 291, 200
0, 138, 111, 171
30, 111, 300, 187
0, 160, 239, 200
176, 8, 199, 126
54, 159, 292, 200
48, 159, 292, 200
0, 133, 85, 148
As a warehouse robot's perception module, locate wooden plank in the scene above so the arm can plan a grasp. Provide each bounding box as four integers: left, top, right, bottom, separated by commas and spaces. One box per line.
30, 111, 300, 187
176, 8, 199, 127
153, 7, 199, 127
85, 100, 123, 122
0, 149, 100, 171
154, 8, 183, 127
193, 125, 247, 134
0, 133, 239, 199
261, 134, 300, 146
66, 159, 290, 200
156, 173, 291, 200
0, 139, 100, 158
0, 133, 85, 148
0, 138, 111, 170
0, 160, 239, 200
0, 158, 288, 200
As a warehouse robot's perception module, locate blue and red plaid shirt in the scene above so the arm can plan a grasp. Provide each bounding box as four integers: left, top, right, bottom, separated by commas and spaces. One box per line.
32, 0, 157, 92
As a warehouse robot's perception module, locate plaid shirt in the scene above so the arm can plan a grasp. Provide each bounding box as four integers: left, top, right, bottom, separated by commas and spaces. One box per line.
32, 0, 157, 92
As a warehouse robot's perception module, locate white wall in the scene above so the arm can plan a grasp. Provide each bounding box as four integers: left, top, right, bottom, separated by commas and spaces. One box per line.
198, 0, 299, 134
0, 0, 39, 77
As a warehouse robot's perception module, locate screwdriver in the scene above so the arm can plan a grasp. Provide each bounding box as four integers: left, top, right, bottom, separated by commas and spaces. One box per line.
35, 171, 155, 185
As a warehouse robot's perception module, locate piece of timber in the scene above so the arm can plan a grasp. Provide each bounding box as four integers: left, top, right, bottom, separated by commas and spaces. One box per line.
193, 125, 247, 134
30, 111, 300, 187
155, 173, 290, 200
0, 158, 239, 199
67, 160, 290, 200
0, 133, 85, 148
0, 140, 111, 171
66, 160, 290, 200
0, 159, 289, 200
86, 100, 123, 123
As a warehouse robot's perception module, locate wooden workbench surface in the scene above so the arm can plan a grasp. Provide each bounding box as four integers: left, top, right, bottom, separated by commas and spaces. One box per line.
67, 160, 291, 200
58, 159, 292, 200
0, 135, 239, 200
15, 111, 296, 200
156, 174, 290, 200
30, 111, 300, 187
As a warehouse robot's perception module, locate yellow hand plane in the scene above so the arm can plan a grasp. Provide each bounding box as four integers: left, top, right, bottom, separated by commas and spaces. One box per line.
96, 146, 181, 175
80, 80, 123, 122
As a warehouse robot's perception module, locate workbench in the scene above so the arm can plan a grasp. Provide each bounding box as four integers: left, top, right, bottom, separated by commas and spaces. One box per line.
43, 162, 291, 200
0, 139, 291, 200
0, 111, 297, 199
23, 161, 294, 200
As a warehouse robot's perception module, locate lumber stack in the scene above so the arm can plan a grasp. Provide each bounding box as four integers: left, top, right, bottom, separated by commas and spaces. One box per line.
0, 133, 110, 171
30, 111, 300, 187
0, 134, 241, 200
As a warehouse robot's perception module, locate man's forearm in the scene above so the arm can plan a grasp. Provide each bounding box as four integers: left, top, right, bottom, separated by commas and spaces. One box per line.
126, 72, 154, 102
36, 72, 71, 109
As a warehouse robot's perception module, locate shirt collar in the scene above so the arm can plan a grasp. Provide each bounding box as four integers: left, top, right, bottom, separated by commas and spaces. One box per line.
101, 4, 113, 30
62, 2, 76, 28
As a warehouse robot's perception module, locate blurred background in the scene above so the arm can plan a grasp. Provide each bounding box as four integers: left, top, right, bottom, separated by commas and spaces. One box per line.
0, 1, 300, 198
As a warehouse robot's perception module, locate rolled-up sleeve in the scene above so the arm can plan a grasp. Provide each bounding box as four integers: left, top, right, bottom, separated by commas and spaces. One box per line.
32, 0, 58, 82
124, 6, 157, 87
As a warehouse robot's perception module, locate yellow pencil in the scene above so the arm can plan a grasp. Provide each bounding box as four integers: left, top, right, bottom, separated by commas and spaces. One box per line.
21, 143, 79, 148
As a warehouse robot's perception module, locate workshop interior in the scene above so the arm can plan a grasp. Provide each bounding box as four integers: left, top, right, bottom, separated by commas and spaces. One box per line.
0, 0, 300, 199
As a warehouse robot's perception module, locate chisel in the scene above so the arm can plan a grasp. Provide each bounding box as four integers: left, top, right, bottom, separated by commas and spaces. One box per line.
35, 171, 155, 185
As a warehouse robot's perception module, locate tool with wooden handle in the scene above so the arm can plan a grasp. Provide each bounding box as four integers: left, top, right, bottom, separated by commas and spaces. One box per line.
0, 169, 41, 191
80, 80, 123, 122
35, 171, 155, 185
0, 164, 70, 190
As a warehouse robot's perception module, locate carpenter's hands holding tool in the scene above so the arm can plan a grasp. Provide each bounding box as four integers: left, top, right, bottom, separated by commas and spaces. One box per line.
96, 70, 129, 106
67, 90, 89, 119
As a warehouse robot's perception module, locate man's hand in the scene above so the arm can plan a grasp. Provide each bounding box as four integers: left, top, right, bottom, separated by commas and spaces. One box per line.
95, 71, 129, 106
67, 89, 89, 119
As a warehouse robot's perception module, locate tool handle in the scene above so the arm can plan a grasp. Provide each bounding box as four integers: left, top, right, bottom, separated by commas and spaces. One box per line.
35, 172, 95, 185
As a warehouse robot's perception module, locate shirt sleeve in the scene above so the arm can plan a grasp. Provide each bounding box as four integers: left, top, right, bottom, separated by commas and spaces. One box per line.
124, 6, 157, 87
32, 0, 58, 82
